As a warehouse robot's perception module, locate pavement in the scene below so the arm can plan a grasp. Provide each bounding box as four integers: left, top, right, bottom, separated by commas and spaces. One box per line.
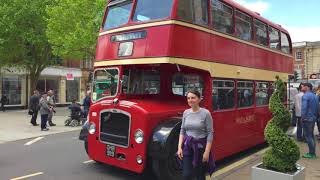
212, 127, 320, 180
0, 107, 81, 144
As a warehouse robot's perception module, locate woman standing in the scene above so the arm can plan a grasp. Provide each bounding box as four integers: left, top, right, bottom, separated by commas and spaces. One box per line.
39, 93, 50, 131
177, 90, 215, 180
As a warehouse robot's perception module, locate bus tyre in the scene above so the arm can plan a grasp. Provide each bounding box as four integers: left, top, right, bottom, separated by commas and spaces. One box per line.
152, 132, 182, 180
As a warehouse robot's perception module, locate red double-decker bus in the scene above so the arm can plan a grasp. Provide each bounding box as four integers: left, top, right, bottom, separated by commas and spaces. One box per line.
80, 0, 293, 179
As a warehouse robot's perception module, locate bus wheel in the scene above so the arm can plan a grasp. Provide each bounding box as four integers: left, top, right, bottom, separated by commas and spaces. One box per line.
152, 133, 182, 180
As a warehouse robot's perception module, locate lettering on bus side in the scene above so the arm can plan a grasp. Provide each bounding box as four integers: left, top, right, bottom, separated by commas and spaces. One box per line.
235, 114, 256, 124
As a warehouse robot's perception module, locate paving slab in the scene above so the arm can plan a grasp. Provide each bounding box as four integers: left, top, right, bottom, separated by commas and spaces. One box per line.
215, 138, 320, 180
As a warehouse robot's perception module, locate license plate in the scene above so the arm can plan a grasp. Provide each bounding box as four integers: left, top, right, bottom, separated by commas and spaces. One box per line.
106, 144, 115, 157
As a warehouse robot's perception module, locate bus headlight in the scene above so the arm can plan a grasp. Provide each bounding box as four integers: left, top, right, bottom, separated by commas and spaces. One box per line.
88, 123, 96, 135
136, 155, 143, 165
134, 129, 144, 144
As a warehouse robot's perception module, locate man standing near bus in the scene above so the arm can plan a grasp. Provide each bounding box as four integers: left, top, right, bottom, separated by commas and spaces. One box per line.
47, 90, 56, 126
301, 83, 318, 159
294, 84, 304, 141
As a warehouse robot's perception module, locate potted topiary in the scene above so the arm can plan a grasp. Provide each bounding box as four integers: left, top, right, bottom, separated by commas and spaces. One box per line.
252, 77, 305, 180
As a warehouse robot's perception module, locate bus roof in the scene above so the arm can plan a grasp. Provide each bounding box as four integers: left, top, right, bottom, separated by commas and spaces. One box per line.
224, 0, 289, 34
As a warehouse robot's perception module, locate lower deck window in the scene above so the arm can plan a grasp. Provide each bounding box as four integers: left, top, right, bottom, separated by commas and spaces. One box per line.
122, 69, 160, 95
172, 73, 203, 96
237, 81, 254, 108
213, 80, 235, 110
256, 82, 269, 106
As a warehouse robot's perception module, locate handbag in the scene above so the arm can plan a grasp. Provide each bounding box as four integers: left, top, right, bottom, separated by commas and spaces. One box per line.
28, 109, 33, 115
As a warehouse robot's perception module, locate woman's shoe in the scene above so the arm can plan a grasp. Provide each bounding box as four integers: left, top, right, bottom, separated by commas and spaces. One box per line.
41, 128, 49, 131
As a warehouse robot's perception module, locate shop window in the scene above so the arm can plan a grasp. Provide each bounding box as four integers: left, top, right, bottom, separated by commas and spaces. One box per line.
256, 82, 269, 106
281, 32, 290, 54
254, 19, 268, 46
235, 10, 252, 41
66, 78, 80, 102
36, 78, 60, 103
237, 81, 254, 108
122, 69, 160, 95
1, 76, 22, 105
211, 0, 234, 34
133, 0, 173, 22
269, 27, 280, 50
172, 73, 203, 96
213, 79, 235, 111
178, 0, 208, 26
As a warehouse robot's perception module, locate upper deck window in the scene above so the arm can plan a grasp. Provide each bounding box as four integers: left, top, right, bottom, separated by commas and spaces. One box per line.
269, 27, 280, 50
254, 19, 268, 46
104, 0, 133, 30
133, 0, 173, 22
177, 0, 208, 26
281, 32, 291, 54
211, 0, 234, 35
235, 10, 252, 41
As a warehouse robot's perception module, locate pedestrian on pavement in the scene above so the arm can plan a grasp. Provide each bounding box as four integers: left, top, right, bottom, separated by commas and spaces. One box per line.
29, 90, 40, 126
47, 90, 56, 126
82, 91, 91, 118
177, 90, 215, 180
294, 84, 304, 141
0, 95, 8, 112
301, 83, 318, 159
315, 85, 320, 139
39, 93, 50, 131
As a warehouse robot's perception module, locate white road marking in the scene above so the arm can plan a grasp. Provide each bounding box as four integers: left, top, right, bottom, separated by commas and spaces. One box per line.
10, 172, 44, 180
83, 160, 94, 164
24, 137, 44, 146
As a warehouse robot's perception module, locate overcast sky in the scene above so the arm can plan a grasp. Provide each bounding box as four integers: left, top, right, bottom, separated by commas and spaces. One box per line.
234, 0, 320, 42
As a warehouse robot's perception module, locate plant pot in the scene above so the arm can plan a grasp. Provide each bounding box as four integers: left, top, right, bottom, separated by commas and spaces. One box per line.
251, 163, 305, 180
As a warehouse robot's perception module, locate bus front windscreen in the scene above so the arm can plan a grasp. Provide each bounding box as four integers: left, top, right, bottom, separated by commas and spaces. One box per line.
92, 69, 119, 101
133, 0, 173, 22
104, 1, 133, 30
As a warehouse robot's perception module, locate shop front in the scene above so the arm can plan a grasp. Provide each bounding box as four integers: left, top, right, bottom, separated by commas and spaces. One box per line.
0, 68, 27, 108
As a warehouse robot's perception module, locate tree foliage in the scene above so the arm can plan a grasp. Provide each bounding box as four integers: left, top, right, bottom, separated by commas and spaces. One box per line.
263, 76, 300, 172
0, 0, 55, 93
46, 0, 105, 60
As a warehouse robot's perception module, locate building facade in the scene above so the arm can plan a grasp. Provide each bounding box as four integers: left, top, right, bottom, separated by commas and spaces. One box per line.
293, 41, 320, 79
0, 59, 92, 108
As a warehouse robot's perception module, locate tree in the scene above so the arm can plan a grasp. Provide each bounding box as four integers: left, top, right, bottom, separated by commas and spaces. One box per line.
46, 0, 105, 60
0, 0, 55, 94
262, 76, 300, 172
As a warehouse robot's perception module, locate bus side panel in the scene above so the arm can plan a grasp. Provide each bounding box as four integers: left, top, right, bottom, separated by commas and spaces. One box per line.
169, 25, 293, 73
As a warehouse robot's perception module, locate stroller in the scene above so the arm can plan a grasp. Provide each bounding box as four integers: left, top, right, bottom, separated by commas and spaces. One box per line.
65, 104, 86, 127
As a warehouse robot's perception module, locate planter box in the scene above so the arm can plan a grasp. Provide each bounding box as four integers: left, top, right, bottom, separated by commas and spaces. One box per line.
252, 163, 305, 180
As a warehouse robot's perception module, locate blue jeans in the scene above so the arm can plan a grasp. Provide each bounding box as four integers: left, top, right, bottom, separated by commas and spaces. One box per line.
303, 121, 316, 155
182, 150, 206, 180
41, 114, 48, 130
296, 117, 304, 140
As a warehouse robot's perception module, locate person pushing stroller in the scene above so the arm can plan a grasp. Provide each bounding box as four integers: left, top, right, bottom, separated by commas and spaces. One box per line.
65, 99, 82, 127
